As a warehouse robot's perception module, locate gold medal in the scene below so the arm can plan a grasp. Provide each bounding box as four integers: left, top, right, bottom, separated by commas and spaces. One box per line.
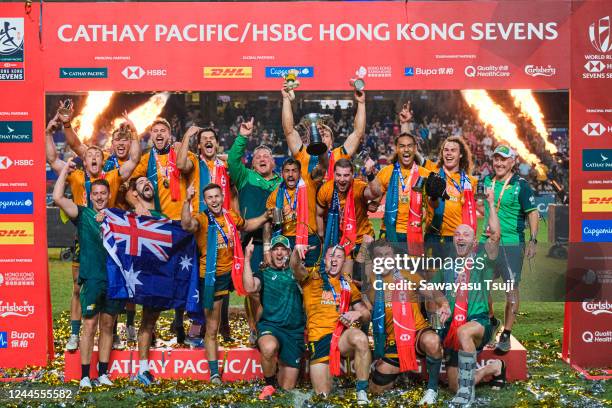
163, 179, 170, 189
400, 195, 409, 204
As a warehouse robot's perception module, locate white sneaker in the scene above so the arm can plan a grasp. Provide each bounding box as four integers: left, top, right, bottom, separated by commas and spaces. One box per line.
66, 334, 79, 351
97, 374, 113, 386
79, 377, 92, 389
112, 335, 124, 350
356, 390, 370, 405
210, 373, 222, 385
127, 325, 137, 342
418, 389, 438, 405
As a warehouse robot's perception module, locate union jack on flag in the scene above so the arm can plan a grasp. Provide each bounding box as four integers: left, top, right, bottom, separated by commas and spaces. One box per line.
101, 208, 199, 310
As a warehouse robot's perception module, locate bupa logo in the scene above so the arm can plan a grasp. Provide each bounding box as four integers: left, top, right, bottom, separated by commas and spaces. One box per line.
0, 332, 7, 348
0, 156, 34, 169
589, 16, 612, 53
582, 123, 608, 136
122, 66, 144, 79
585, 60, 606, 73
203, 67, 252, 78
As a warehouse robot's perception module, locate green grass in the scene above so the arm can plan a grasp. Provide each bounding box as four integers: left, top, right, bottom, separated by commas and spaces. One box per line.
36, 220, 611, 407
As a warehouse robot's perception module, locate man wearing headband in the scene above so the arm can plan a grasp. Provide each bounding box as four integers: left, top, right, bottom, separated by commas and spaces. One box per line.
292, 245, 371, 405
227, 118, 282, 344
282, 86, 366, 183
480, 144, 538, 354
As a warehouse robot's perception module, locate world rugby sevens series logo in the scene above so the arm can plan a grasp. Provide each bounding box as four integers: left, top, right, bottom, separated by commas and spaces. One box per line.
589, 16, 612, 53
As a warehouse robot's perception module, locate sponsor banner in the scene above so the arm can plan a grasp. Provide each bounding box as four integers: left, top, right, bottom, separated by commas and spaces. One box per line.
59, 67, 108, 78
0, 121, 32, 143
41, 1, 570, 90
0, 271, 35, 287
581, 189, 612, 212
63, 344, 527, 381
265, 66, 313, 78
582, 220, 612, 242
534, 193, 556, 219
0, 192, 33, 215
0, 222, 34, 244
0, 17, 25, 81
582, 149, 612, 171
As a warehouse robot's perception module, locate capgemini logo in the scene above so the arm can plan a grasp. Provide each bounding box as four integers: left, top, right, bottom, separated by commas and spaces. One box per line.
589, 16, 612, 53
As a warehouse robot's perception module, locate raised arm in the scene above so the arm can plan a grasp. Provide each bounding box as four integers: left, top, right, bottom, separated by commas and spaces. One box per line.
316, 202, 326, 240
177, 126, 199, 174
242, 238, 262, 294
118, 113, 142, 181
46, 114, 66, 174
343, 90, 366, 157
227, 118, 254, 190
281, 87, 302, 155
180, 185, 200, 233
289, 245, 308, 282
56, 102, 88, 158
52, 159, 78, 219
363, 158, 382, 201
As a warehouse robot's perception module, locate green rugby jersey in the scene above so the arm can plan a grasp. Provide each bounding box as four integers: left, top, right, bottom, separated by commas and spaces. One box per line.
255, 266, 305, 331
74, 206, 107, 281
431, 248, 496, 318
481, 173, 536, 244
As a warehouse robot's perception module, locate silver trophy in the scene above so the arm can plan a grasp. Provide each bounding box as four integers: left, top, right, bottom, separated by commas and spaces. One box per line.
301, 113, 328, 156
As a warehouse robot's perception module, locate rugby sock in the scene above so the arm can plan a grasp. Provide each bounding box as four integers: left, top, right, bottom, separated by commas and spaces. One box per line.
127, 310, 135, 327
81, 364, 90, 379
98, 361, 108, 376
426, 356, 442, 391
208, 360, 219, 377
264, 375, 277, 387
356, 380, 369, 392
502, 329, 511, 337
139, 360, 149, 375
71, 320, 81, 336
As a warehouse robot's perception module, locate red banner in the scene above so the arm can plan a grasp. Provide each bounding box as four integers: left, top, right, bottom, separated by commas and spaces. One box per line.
0, 3, 54, 368
41, 1, 571, 91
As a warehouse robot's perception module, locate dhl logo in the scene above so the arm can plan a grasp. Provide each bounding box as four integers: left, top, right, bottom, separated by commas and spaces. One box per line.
203, 67, 252, 78
0, 222, 34, 245
582, 189, 612, 212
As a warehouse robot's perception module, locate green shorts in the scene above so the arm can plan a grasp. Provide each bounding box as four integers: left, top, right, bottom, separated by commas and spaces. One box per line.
257, 321, 305, 368
200, 273, 234, 304
80, 279, 125, 318
307, 333, 332, 365
440, 313, 492, 367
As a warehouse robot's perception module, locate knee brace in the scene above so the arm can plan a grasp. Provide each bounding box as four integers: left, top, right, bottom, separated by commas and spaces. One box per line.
371, 369, 398, 386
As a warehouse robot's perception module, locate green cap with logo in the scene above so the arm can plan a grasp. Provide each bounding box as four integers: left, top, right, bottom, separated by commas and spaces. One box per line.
271, 235, 291, 250
493, 144, 516, 159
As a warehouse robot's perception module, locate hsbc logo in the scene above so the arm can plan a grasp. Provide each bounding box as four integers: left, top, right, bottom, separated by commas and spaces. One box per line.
0, 156, 34, 169
122, 66, 167, 80
589, 16, 612, 53
585, 61, 606, 73
582, 123, 610, 136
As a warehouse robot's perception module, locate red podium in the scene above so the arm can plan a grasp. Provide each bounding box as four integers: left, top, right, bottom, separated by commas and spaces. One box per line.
64, 336, 527, 382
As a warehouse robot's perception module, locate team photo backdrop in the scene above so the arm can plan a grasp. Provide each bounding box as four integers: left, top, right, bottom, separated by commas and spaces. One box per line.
0, 0, 610, 375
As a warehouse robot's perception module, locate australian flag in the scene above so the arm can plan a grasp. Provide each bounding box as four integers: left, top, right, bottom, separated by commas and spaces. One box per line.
101, 208, 201, 311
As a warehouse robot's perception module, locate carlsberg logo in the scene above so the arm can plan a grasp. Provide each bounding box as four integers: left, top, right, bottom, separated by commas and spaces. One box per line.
582, 300, 612, 315
0, 300, 35, 317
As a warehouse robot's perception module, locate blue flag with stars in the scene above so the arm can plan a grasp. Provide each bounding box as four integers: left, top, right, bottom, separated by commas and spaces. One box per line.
101, 208, 199, 310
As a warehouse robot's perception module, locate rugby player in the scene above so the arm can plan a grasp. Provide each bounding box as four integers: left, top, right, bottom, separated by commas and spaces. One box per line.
243, 235, 305, 399
181, 183, 270, 384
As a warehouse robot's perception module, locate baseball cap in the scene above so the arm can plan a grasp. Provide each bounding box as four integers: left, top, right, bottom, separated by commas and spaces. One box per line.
271, 235, 291, 250
493, 145, 516, 159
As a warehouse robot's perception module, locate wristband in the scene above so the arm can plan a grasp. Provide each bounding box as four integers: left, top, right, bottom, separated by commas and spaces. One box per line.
263, 243, 271, 251
367, 173, 375, 182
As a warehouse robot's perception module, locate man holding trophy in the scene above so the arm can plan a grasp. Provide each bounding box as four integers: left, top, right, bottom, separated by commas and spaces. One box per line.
281, 70, 366, 183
